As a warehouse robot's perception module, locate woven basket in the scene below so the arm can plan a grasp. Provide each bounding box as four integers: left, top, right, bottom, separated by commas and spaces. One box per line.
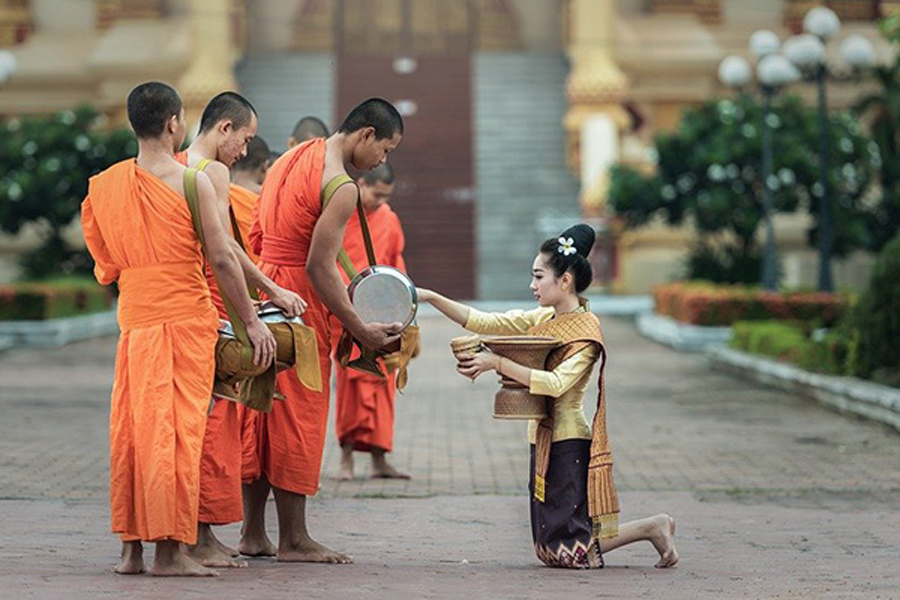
450, 334, 482, 363
481, 335, 559, 420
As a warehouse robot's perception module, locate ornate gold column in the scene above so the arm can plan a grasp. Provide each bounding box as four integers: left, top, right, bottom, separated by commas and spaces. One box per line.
178, 0, 241, 127
564, 0, 629, 218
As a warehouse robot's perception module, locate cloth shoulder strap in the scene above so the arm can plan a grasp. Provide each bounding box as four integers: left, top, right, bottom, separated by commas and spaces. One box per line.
194, 158, 258, 300
183, 167, 252, 352
321, 174, 377, 280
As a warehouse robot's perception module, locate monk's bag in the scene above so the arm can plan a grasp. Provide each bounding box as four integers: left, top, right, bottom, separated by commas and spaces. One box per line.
183, 165, 321, 412
325, 175, 419, 390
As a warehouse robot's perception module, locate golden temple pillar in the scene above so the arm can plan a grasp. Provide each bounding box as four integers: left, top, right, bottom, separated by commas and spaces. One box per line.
563, 0, 629, 219
178, 0, 241, 129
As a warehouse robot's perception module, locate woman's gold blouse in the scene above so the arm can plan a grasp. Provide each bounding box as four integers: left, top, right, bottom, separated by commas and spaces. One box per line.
464, 306, 597, 443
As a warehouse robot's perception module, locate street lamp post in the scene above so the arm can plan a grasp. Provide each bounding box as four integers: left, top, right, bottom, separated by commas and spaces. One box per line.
719, 31, 799, 291
783, 7, 875, 292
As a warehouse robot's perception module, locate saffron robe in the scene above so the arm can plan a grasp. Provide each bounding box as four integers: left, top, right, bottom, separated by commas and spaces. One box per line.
82, 159, 218, 544
332, 204, 407, 452
174, 151, 255, 525
248, 138, 336, 496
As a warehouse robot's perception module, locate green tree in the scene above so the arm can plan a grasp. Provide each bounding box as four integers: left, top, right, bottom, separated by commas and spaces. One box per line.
848, 230, 900, 386
0, 106, 137, 279
854, 14, 900, 252
609, 94, 878, 283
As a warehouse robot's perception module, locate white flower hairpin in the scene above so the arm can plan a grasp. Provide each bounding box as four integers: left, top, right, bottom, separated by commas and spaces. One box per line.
557, 237, 577, 256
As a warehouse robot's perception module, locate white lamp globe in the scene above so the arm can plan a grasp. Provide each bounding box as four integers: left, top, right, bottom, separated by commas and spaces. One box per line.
0, 50, 17, 84
783, 34, 826, 69
841, 34, 875, 68
804, 6, 841, 40
750, 30, 781, 58
718, 55, 752, 88
758, 54, 801, 88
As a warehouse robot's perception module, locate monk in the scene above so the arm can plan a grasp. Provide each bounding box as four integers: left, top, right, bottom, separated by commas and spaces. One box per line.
287, 115, 329, 149
241, 98, 404, 563
238, 117, 329, 559
81, 81, 275, 577
332, 163, 411, 481
176, 92, 306, 569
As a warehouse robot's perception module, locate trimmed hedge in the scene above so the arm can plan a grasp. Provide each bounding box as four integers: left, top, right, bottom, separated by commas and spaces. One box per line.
653, 282, 848, 327
730, 320, 850, 376
0, 278, 114, 321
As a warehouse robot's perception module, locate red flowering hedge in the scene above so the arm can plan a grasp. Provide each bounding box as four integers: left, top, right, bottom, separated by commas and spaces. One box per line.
0, 279, 113, 321
652, 282, 849, 327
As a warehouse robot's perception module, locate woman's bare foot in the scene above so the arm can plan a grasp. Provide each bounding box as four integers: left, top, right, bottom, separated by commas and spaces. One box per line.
277, 537, 353, 564
114, 541, 145, 575
237, 533, 277, 557
151, 542, 219, 577
650, 514, 678, 568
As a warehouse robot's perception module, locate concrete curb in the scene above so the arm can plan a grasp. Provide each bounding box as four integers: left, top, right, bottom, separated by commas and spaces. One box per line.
636, 312, 732, 352
708, 346, 900, 432
0, 308, 118, 349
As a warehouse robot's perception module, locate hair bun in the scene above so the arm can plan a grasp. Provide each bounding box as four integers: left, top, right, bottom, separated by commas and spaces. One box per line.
558, 224, 595, 257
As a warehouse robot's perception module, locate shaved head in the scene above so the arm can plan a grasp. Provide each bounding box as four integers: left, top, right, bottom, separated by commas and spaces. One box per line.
360, 163, 394, 186
289, 116, 329, 147
127, 81, 182, 139
339, 98, 403, 140
199, 91, 257, 134
233, 136, 270, 172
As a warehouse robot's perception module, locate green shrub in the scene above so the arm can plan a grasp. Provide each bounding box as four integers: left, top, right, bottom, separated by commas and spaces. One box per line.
0, 277, 113, 321
730, 320, 849, 376
849, 232, 900, 385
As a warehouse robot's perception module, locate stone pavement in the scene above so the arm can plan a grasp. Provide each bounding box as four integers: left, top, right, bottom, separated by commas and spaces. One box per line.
1, 314, 899, 599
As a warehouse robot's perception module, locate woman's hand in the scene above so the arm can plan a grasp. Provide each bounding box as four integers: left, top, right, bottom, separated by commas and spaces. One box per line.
416, 287, 434, 303
457, 350, 500, 381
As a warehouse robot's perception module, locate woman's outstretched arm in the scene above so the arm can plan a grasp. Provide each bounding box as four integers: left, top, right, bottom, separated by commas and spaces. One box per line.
417, 288, 471, 327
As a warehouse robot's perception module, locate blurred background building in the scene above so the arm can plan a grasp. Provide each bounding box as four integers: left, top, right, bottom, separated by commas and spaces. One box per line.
0, 0, 892, 298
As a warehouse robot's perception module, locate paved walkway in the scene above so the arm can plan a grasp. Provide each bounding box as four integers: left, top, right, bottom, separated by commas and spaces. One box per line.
1, 315, 899, 598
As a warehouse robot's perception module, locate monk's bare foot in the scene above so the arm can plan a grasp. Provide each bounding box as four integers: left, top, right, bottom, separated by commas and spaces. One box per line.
114, 541, 145, 575
151, 543, 219, 577
371, 451, 410, 479
338, 462, 354, 481
186, 543, 248, 568
650, 514, 678, 568
277, 538, 353, 564
338, 446, 354, 481
210, 531, 240, 558
370, 463, 411, 480
238, 533, 277, 557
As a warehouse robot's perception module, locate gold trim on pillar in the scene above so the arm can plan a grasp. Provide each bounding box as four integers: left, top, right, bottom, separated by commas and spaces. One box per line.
178, 0, 241, 128
0, 0, 32, 46
95, 0, 165, 31
648, 0, 722, 25
292, 0, 519, 54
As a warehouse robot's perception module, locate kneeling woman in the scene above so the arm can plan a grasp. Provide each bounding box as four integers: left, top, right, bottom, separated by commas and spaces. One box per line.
417, 224, 678, 569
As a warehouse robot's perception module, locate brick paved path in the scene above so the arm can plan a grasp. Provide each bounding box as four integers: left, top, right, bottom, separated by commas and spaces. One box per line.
1, 314, 899, 598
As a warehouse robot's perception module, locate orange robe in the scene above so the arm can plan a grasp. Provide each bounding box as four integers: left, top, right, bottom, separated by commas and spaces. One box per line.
332, 204, 407, 452
248, 138, 334, 496
173, 151, 256, 525
81, 160, 218, 544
